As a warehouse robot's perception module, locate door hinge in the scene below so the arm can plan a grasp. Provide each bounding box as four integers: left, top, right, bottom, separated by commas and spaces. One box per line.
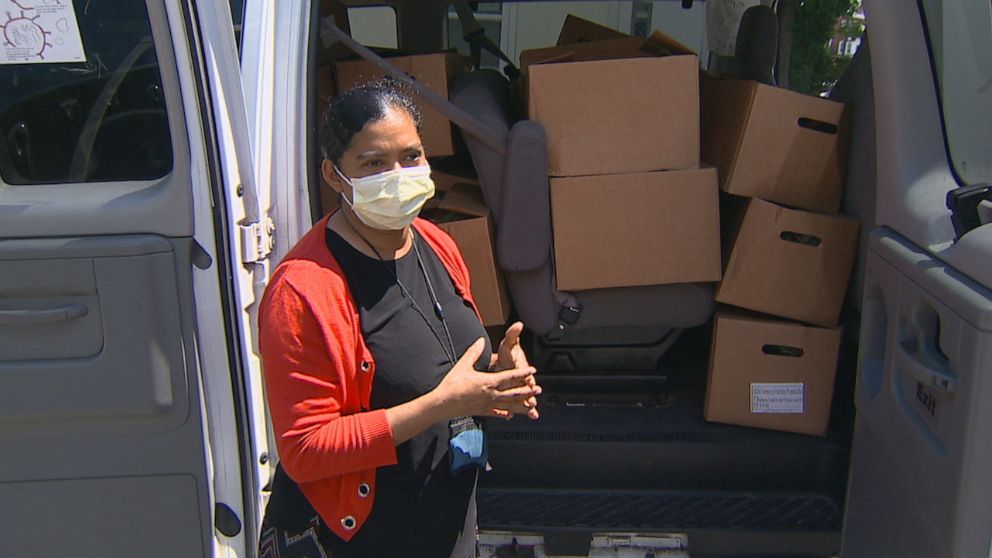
240, 217, 275, 264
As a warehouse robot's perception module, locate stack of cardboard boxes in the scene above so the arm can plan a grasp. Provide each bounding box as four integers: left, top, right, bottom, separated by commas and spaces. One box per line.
521, 17, 722, 293
701, 74, 860, 436
317, 12, 861, 437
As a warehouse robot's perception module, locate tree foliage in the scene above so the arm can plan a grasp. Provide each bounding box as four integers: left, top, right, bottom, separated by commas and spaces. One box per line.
790, 0, 863, 95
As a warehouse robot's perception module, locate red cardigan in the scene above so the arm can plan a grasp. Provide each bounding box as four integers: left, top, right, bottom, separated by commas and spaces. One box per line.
257, 214, 480, 541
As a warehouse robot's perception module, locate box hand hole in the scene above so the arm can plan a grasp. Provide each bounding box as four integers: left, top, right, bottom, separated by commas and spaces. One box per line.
797, 117, 838, 135
762, 344, 805, 357
779, 230, 822, 246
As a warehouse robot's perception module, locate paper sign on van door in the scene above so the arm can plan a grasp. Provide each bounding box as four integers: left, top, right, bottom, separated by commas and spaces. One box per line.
1, 0, 86, 64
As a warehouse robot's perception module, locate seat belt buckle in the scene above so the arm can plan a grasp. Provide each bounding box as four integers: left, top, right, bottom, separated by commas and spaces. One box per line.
559, 304, 581, 325
547, 304, 582, 340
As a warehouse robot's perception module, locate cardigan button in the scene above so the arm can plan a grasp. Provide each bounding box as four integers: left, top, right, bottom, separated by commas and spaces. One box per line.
360, 360, 371, 372
341, 515, 357, 530
357, 483, 371, 498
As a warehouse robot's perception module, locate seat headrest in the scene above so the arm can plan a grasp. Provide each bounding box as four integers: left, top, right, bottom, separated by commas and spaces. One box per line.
733, 5, 778, 86
449, 70, 515, 133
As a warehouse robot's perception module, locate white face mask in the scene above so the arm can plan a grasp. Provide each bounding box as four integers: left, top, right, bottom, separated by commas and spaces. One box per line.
335, 164, 435, 231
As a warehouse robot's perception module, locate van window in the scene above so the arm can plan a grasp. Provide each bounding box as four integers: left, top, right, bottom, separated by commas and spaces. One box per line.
348, 6, 398, 50
230, 0, 245, 56
446, 3, 504, 69
920, 0, 992, 185
0, 0, 172, 185
786, 2, 865, 96
479, 1, 705, 71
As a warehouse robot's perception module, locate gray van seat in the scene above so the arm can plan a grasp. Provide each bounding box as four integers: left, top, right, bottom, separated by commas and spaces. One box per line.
449, 70, 715, 339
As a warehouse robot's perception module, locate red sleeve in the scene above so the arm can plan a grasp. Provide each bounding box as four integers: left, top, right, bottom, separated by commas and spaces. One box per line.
258, 274, 397, 483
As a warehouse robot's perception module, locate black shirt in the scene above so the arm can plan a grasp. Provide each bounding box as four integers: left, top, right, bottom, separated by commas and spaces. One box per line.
263, 226, 491, 558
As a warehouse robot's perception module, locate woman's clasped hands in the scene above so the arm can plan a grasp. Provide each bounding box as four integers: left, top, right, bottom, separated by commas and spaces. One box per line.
433, 322, 541, 421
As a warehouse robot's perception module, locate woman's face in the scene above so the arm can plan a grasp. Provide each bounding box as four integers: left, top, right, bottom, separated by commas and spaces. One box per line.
323, 105, 426, 199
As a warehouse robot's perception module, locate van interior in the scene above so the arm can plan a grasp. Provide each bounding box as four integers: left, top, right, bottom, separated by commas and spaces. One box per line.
2, 1, 989, 557
303, 2, 874, 556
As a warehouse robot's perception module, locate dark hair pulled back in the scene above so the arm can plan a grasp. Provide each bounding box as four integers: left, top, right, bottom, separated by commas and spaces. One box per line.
319, 77, 423, 165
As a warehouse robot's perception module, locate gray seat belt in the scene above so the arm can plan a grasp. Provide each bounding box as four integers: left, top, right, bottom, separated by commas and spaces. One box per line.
451, 1, 520, 79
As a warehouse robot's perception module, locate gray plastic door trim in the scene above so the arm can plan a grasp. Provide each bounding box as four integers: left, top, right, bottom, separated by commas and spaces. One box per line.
842, 228, 992, 558
0, 235, 213, 557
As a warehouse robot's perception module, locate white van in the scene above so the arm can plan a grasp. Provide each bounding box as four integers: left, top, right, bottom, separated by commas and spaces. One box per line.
0, 1, 989, 557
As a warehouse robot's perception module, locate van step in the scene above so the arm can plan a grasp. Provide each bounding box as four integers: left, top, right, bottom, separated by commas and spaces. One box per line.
481, 392, 851, 496
478, 488, 842, 532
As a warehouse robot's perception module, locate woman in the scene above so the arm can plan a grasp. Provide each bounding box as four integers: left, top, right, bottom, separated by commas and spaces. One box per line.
256, 78, 541, 558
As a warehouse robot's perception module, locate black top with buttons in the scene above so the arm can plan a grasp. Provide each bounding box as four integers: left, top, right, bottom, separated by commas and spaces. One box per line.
261, 228, 491, 558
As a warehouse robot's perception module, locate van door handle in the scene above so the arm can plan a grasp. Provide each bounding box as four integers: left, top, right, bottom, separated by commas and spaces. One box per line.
895, 343, 956, 393
0, 303, 89, 325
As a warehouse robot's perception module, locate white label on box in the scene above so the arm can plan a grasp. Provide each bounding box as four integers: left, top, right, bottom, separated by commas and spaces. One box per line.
750, 383, 805, 414
1, 0, 87, 65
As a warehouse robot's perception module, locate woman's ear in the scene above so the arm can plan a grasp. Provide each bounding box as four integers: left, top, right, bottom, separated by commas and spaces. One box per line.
321, 159, 344, 194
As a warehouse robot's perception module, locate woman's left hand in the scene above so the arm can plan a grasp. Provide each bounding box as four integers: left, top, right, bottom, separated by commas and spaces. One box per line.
493, 321, 529, 372
492, 322, 539, 419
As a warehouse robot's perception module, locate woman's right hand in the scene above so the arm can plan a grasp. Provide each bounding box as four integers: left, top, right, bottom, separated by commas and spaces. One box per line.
433, 338, 541, 420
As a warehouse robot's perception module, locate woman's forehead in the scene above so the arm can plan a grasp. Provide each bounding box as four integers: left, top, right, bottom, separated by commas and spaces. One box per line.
349, 107, 421, 153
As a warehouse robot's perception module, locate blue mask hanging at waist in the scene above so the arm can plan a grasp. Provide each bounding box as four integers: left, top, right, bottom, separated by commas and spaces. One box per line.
449, 416, 487, 474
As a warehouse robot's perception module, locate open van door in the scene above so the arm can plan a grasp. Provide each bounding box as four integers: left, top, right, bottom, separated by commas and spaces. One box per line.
0, 0, 267, 556
842, 3, 992, 556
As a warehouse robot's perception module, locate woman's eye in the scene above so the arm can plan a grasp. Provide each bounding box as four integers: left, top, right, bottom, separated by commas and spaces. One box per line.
364, 159, 384, 168
404, 152, 422, 163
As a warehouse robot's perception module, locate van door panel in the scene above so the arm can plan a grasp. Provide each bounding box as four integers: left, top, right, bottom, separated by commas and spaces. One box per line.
842, 229, 992, 557
944, 225, 992, 292
0, 236, 190, 431
0, 238, 210, 557
0, 476, 204, 557
0, 1, 222, 555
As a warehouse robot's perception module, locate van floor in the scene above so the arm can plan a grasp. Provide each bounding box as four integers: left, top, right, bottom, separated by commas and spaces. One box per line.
477, 323, 858, 558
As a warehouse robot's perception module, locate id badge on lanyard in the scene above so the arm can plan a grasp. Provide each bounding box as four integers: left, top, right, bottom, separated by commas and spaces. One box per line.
449, 415, 487, 474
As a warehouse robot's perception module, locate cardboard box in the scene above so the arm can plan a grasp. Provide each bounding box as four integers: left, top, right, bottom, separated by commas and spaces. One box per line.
436, 184, 488, 217
556, 15, 696, 55
716, 197, 860, 327
427, 187, 511, 327
521, 24, 698, 176
701, 76, 850, 214
528, 54, 700, 177
556, 14, 630, 46
521, 37, 660, 70
429, 157, 480, 193
551, 167, 722, 291
705, 309, 842, 436
335, 52, 465, 157
522, 27, 695, 78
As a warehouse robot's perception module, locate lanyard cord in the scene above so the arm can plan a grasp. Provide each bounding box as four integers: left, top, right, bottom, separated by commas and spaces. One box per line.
355, 228, 458, 366
412, 239, 459, 365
